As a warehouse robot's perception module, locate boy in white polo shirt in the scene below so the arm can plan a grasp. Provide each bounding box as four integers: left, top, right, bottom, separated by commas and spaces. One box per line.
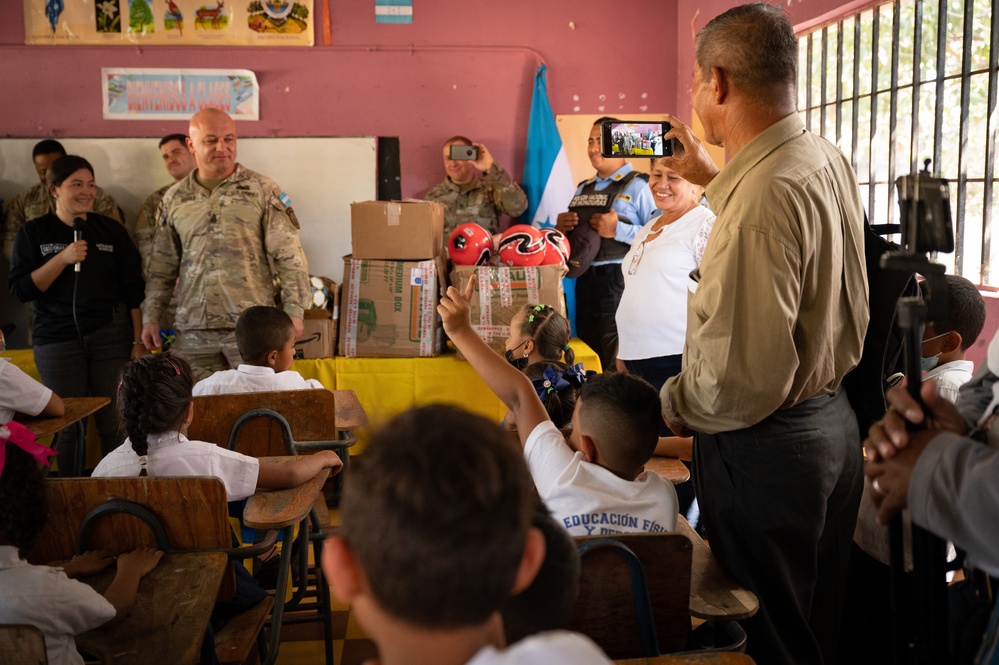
193, 306, 324, 395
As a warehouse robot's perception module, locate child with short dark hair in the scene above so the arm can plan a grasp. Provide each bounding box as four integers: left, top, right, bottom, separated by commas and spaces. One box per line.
0, 424, 162, 665
441, 278, 678, 536
93, 354, 341, 498
322, 404, 611, 665
192, 305, 324, 395
504, 304, 575, 370
921, 274, 987, 402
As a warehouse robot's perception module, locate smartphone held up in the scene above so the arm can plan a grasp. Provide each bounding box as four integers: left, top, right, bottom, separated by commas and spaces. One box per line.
601, 120, 673, 158
449, 144, 480, 161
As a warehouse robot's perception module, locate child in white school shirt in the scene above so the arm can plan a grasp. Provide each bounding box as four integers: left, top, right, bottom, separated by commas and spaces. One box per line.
193, 305, 324, 396
0, 328, 64, 424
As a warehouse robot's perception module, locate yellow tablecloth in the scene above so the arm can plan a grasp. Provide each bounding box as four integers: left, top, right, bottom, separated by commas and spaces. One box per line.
5, 339, 600, 455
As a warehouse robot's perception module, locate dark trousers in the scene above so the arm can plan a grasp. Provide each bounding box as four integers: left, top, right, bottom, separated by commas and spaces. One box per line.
576, 263, 625, 372
33, 310, 133, 473
694, 388, 863, 665
624, 354, 695, 516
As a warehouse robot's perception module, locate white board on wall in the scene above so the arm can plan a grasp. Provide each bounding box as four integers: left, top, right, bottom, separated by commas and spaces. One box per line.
0, 137, 376, 282
0, 137, 376, 348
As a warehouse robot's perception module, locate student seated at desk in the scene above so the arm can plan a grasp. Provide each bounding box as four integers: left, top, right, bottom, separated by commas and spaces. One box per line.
504, 304, 575, 370
0, 328, 64, 424
0, 425, 162, 665
93, 354, 342, 499
322, 404, 612, 665
440, 278, 679, 536
193, 306, 325, 396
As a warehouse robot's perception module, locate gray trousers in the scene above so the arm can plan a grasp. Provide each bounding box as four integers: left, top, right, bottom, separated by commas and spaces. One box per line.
693, 388, 863, 665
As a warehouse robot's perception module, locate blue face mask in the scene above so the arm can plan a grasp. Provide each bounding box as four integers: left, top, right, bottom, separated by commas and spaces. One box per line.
920, 332, 948, 372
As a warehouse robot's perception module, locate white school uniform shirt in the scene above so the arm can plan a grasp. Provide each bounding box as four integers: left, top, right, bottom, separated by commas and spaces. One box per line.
467, 631, 612, 665
524, 421, 679, 536
0, 546, 116, 665
92, 431, 259, 502
192, 364, 325, 396
925, 359, 974, 404
0, 357, 53, 424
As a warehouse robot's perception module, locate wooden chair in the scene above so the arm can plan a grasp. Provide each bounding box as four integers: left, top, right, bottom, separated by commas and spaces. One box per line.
570, 533, 693, 660
29, 476, 276, 665
188, 390, 341, 665
0, 624, 48, 665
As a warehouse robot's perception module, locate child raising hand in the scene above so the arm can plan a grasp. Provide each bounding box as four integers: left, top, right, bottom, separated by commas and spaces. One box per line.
440, 277, 678, 537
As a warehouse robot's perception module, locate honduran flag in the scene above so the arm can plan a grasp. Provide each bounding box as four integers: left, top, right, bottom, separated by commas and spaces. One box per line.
522, 64, 576, 229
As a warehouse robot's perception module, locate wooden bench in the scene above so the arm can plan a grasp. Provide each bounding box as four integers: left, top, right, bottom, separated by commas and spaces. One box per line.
29, 476, 277, 665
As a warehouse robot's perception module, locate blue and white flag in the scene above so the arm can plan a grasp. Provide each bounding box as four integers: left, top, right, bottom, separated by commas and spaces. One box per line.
523, 64, 575, 229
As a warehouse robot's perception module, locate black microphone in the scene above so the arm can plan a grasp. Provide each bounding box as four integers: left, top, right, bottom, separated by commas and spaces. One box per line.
72, 217, 83, 273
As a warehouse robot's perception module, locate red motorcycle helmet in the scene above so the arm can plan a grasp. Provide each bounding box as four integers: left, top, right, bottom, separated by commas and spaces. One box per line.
448, 223, 493, 265
498, 225, 547, 267
540, 228, 571, 266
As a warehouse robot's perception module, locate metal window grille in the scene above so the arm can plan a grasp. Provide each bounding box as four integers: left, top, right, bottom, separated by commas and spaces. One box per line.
797, 0, 999, 284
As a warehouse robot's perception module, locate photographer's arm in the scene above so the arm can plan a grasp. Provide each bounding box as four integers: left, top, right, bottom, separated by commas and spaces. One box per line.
661, 114, 719, 188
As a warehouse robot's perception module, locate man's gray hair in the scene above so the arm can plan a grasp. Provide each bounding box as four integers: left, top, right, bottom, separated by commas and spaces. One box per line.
695, 3, 798, 104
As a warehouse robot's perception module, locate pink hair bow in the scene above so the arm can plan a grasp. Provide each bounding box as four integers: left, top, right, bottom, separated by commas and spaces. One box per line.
0, 421, 57, 478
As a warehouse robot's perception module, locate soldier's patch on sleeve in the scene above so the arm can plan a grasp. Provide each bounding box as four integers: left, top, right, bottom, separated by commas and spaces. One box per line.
271, 190, 300, 229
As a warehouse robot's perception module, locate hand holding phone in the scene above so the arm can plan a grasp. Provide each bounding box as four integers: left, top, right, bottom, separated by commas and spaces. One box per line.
449, 144, 479, 161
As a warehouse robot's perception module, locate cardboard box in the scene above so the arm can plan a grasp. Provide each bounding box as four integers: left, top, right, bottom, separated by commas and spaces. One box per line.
298, 283, 340, 359
449, 264, 568, 354
339, 256, 445, 358
351, 200, 445, 260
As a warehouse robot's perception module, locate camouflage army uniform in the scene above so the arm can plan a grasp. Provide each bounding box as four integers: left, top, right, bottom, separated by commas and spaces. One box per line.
425, 163, 528, 242
134, 182, 178, 330
143, 164, 310, 381
2, 183, 123, 260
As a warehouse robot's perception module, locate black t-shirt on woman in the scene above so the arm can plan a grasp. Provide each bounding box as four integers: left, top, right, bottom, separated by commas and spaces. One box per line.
9, 213, 145, 346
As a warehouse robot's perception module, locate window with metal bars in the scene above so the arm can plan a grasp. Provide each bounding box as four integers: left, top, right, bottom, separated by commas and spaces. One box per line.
797, 0, 998, 284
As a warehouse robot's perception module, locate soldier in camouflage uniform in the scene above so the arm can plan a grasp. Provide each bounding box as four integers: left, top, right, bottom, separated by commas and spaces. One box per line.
2, 139, 124, 261
133, 134, 196, 332
425, 136, 528, 245
141, 109, 311, 381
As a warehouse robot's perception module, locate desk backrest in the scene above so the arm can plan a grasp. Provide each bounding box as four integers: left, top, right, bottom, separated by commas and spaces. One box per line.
0, 624, 47, 665
571, 533, 693, 659
189, 389, 337, 458
30, 476, 231, 563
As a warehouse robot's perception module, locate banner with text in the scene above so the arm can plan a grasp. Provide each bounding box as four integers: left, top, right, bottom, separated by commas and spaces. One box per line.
25, 0, 313, 46
102, 68, 260, 120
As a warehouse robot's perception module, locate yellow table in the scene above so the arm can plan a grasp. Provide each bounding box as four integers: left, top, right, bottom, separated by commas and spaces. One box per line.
5, 338, 600, 455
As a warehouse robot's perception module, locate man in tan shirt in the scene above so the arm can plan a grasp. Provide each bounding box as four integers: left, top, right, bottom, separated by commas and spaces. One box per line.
659, 5, 869, 665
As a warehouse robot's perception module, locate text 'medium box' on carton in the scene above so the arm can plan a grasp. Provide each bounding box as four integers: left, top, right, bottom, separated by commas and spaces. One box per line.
339, 256, 447, 358
350, 200, 445, 260
449, 264, 568, 355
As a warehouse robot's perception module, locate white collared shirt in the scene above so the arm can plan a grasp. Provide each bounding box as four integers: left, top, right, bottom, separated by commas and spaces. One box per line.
0, 546, 115, 665
192, 364, 325, 396
0, 357, 53, 424
92, 431, 259, 502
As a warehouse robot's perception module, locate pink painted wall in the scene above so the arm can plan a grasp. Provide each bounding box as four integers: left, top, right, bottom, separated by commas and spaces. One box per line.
0, 0, 678, 199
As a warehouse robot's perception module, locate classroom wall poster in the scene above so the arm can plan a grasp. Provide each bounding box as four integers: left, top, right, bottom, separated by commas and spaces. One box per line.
25, 0, 314, 46
102, 68, 260, 120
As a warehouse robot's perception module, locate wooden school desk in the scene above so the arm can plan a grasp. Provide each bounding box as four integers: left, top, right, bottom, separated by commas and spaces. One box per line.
645, 456, 691, 485
17, 396, 109, 477
677, 516, 759, 621
75, 551, 228, 665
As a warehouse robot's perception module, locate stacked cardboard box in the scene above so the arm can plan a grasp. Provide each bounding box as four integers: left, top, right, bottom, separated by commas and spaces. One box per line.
297, 277, 340, 359
449, 264, 568, 355
339, 201, 445, 358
